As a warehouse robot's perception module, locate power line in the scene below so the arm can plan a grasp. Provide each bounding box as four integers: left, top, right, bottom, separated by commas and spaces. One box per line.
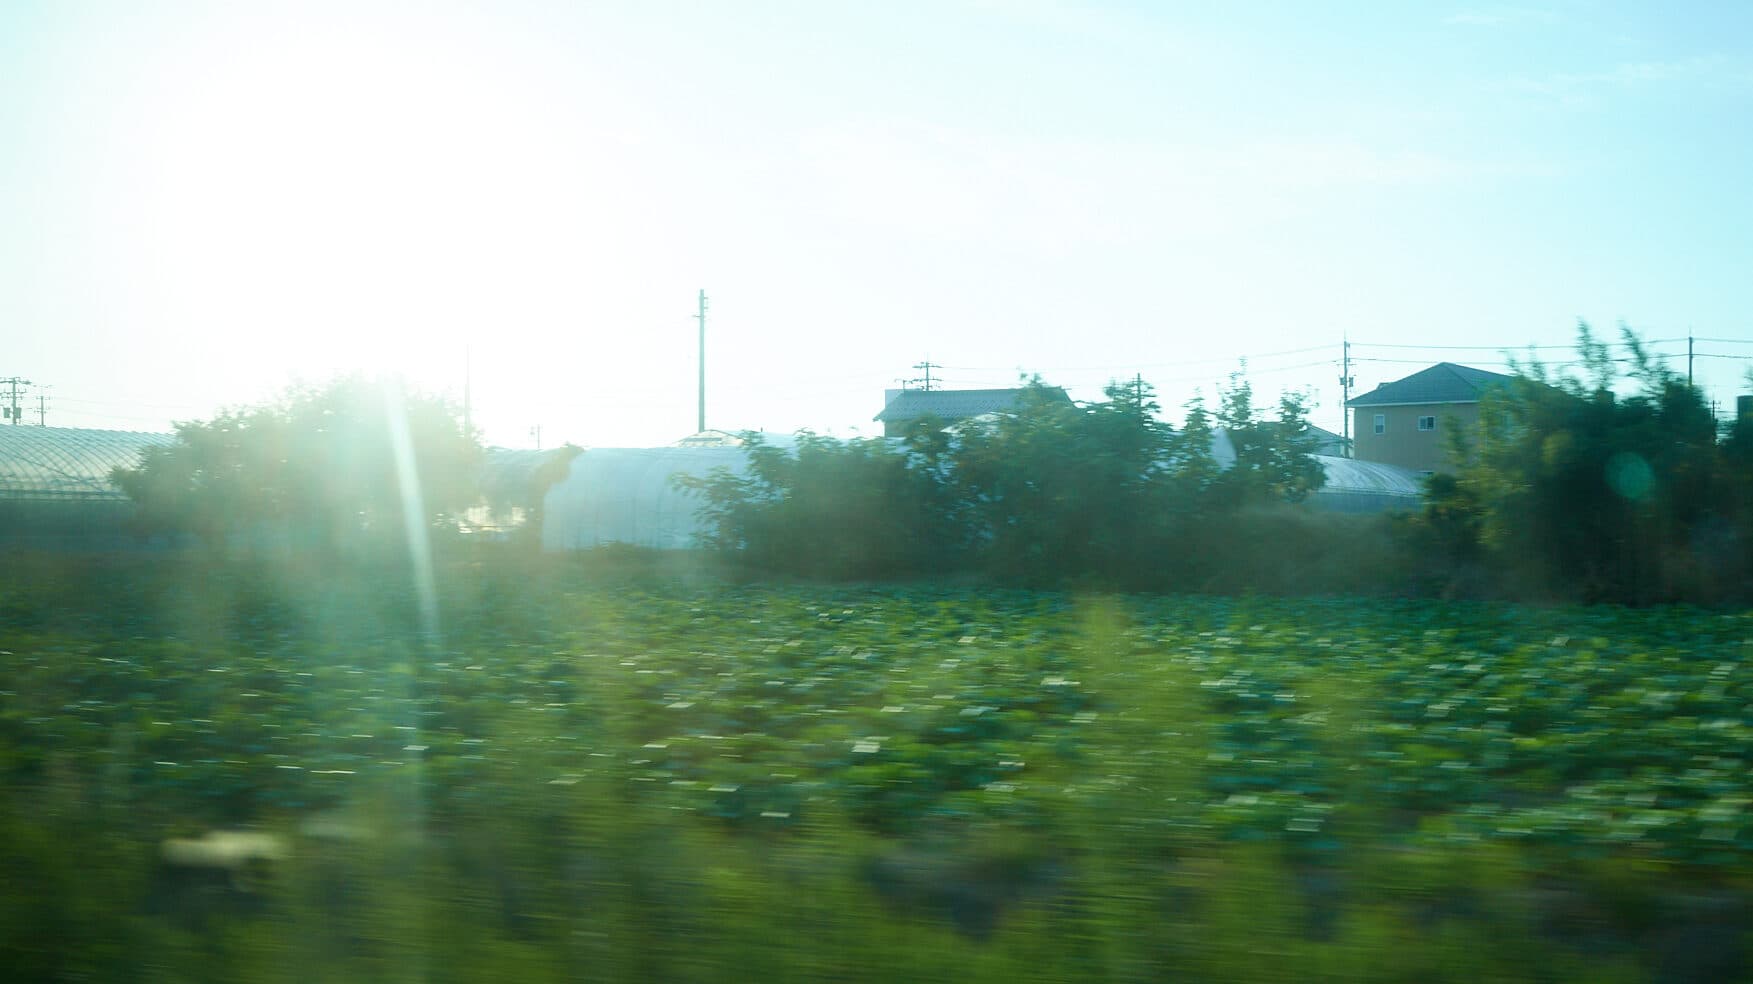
52, 408, 172, 425
1352, 354, 1674, 367
935, 342, 1339, 373
1349, 341, 1578, 351
938, 357, 1343, 388
51, 395, 207, 411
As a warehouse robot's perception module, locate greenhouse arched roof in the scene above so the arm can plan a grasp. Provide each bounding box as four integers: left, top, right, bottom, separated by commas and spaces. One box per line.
0, 426, 173, 501
1308, 454, 1424, 513
542, 437, 798, 551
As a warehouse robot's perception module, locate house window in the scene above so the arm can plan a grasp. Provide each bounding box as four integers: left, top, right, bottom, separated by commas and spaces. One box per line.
1373, 414, 1385, 435
1418, 415, 1436, 431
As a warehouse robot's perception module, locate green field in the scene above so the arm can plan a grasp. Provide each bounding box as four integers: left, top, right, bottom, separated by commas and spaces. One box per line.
3, 551, 1751, 982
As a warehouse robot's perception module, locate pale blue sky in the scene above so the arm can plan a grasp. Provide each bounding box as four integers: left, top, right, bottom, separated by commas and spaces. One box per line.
3, 1, 1750, 446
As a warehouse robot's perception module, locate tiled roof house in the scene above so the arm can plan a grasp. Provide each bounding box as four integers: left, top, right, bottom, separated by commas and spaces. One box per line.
1346, 362, 1514, 472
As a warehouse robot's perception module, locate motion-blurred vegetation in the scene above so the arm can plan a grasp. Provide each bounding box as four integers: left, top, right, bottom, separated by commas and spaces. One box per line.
3, 552, 1748, 981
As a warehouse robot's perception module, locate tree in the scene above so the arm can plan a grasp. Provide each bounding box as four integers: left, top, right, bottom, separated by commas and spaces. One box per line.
946, 378, 1180, 585
673, 430, 960, 579
112, 377, 481, 554
1209, 372, 1325, 508
1426, 323, 1727, 603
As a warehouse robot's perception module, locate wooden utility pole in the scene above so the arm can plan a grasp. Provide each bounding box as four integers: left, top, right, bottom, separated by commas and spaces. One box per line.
696, 290, 708, 434
462, 346, 472, 438
1339, 338, 1354, 457
1, 377, 28, 426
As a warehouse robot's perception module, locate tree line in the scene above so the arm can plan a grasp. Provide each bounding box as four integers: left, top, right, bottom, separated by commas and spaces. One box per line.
107, 326, 1753, 604
678, 325, 1753, 603
674, 375, 1342, 592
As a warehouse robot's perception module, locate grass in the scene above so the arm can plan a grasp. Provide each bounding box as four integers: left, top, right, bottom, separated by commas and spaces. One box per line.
0, 545, 1749, 981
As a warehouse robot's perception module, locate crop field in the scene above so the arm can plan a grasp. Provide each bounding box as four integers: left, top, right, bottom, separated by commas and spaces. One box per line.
3, 552, 1751, 982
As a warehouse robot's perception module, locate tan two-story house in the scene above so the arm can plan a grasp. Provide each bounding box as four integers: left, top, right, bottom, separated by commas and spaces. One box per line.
1346, 362, 1513, 473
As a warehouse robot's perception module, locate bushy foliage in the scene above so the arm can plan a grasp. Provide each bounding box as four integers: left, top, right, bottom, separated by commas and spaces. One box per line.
112, 377, 481, 553
674, 430, 963, 580
947, 380, 1183, 584
1400, 324, 1752, 603
681, 376, 1327, 589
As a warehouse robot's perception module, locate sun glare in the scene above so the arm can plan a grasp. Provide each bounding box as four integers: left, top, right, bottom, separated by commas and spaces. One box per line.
113, 9, 639, 403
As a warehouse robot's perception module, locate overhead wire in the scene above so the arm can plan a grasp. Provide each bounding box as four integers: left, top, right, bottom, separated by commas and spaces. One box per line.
1347, 341, 1576, 351
52, 395, 210, 411
933, 342, 1340, 374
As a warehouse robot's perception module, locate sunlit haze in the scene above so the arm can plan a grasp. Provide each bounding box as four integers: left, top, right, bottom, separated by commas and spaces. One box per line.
4, 1, 1751, 447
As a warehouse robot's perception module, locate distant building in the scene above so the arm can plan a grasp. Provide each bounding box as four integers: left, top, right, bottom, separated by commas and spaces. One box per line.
1346, 362, 1514, 473
1303, 423, 1349, 458
873, 387, 1072, 438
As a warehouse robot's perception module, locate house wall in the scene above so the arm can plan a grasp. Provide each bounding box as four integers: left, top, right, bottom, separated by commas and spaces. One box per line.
1350, 403, 1481, 472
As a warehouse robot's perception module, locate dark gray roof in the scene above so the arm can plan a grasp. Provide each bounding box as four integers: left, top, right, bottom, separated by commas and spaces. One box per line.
874, 387, 1071, 423
1346, 362, 1514, 408
0, 426, 173, 501
1304, 424, 1349, 455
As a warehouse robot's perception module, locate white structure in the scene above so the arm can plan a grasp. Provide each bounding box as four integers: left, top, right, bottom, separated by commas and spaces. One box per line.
541, 435, 796, 551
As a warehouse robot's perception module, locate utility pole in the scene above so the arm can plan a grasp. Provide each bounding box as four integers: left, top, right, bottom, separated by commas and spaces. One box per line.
35, 390, 49, 426
1339, 337, 1354, 457
1134, 373, 1145, 419
908, 361, 939, 391
1688, 333, 1694, 388
530, 425, 542, 450
697, 289, 708, 434
1, 377, 28, 426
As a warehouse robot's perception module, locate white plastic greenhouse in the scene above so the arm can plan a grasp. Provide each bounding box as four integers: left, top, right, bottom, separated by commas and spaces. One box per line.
1307, 455, 1424, 513
0, 426, 172, 501
0, 426, 176, 546
541, 443, 766, 551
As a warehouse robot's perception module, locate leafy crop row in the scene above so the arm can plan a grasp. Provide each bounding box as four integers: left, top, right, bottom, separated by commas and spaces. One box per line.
2, 559, 1749, 980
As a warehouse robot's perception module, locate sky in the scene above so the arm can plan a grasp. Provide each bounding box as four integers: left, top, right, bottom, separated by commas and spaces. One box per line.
3, 0, 1752, 448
